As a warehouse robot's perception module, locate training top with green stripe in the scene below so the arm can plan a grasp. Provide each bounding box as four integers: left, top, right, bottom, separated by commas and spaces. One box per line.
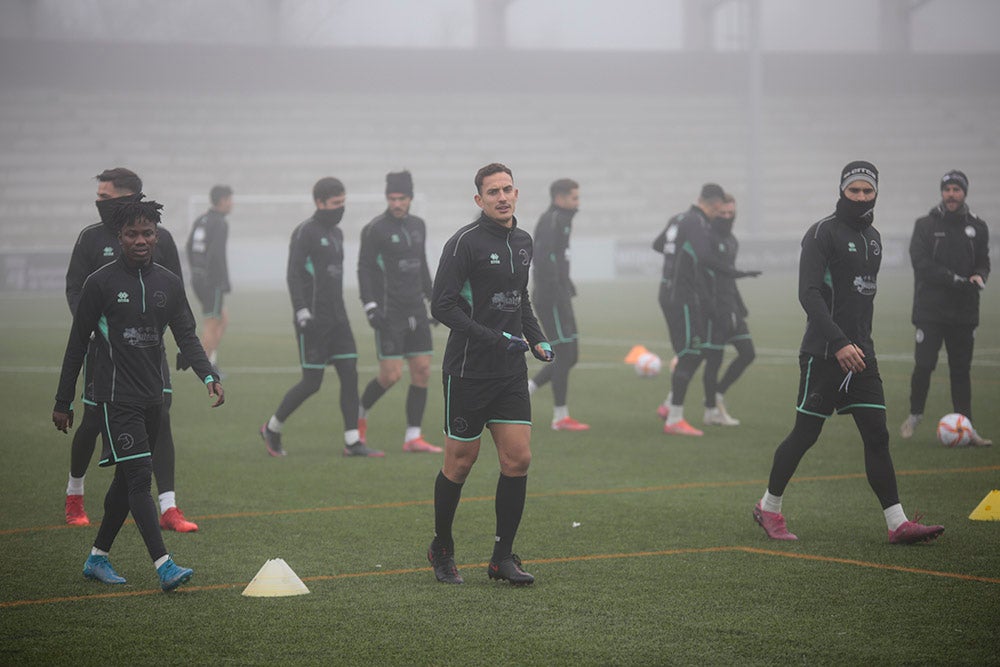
287, 213, 349, 328
798, 211, 882, 360
432, 213, 545, 379
357, 211, 433, 317
54, 255, 215, 413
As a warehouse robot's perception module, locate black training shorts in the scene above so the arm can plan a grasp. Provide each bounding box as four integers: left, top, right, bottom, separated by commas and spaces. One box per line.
97, 402, 162, 467
794, 353, 885, 418
442, 372, 531, 441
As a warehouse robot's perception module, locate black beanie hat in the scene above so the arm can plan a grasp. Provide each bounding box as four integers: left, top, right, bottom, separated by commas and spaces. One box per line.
386, 171, 413, 197
840, 160, 878, 194
941, 169, 968, 194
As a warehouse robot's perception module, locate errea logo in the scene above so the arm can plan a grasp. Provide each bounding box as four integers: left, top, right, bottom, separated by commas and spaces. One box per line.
489, 253, 501, 265
320, 238, 330, 246
391, 234, 400, 243
847, 241, 857, 253
103, 246, 115, 257
117, 291, 129, 303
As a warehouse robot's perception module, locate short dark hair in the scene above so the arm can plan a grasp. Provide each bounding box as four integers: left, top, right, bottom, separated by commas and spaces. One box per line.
550, 178, 579, 201
210, 184, 233, 206
475, 163, 513, 194
699, 183, 725, 202
95, 167, 142, 195
117, 200, 163, 231
313, 177, 345, 203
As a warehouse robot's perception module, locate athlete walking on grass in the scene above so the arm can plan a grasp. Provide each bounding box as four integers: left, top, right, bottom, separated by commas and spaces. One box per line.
53, 200, 224, 591
356, 171, 441, 454
260, 177, 383, 458
63, 168, 198, 533
527, 178, 589, 431
426, 163, 553, 585
753, 161, 944, 545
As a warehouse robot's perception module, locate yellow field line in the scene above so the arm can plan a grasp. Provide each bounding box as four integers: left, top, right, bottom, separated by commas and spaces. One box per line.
3, 465, 998, 537
4, 544, 997, 609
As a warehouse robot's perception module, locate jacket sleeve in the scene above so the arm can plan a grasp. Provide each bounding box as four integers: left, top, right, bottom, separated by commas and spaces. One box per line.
798, 227, 850, 352
909, 218, 959, 287
169, 285, 217, 383
286, 225, 312, 313
519, 283, 546, 347
431, 234, 501, 345
156, 228, 184, 282
356, 222, 384, 306
208, 219, 230, 292
54, 275, 102, 411
65, 229, 92, 317
419, 221, 433, 299
554, 218, 573, 297
973, 219, 990, 281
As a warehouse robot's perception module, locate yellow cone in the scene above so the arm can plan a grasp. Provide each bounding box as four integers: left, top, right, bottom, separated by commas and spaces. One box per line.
624, 345, 649, 364
242, 558, 310, 597
969, 490, 1000, 521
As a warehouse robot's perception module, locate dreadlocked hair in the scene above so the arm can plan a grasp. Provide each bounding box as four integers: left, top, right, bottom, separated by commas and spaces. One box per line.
115, 200, 164, 231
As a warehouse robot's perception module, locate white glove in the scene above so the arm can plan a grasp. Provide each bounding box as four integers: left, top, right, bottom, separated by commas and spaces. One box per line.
295, 308, 313, 329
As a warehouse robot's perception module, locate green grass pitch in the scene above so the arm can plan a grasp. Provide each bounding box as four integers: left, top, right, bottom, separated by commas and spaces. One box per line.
1, 270, 998, 665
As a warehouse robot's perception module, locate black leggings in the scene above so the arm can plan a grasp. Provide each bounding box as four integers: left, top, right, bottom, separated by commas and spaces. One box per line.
702, 338, 756, 406
275, 359, 359, 430
768, 409, 899, 510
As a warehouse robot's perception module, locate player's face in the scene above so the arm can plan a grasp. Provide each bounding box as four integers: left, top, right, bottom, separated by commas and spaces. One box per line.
554, 188, 579, 211
316, 194, 346, 210
96, 181, 133, 201
843, 180, 876, 202
475, 172, 518, 226
119, 218, 158, 266
941, 183, 966, 212
386, 193, 411, 219
718, 202, 735, 221
215, 195, 233, 215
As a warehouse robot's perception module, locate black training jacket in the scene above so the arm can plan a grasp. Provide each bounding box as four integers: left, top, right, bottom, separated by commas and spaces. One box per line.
357, 211, 433, 317
910, 204, 990, 327
708, 224, 749, 319
287, 213, 350, 327
798, 212, 882, 360
432, 214, 545, 379
54, 255, 214, 412
66, 218, 183, 317
531, 204, 576, 301
652, 211, 684, 285
186, 209, 231, 293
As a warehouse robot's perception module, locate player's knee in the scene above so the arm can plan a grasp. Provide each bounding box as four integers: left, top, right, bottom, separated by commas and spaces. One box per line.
379, 366, 403, 387
121, 458, 153, 496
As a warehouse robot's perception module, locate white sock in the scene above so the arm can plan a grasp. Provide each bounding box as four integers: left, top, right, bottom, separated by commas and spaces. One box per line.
267, 416, 283, 433
884, 503, 908, 531
67, 474, 85, 496
553, 405, 569, 422
666, 404, 684, 425
158, 491, 176, 514
344, 429, 360, 446
209, 350, 218, 365
154, 555, 170, 569
662, 392, 673, 408
527, 379, 538, 396
404, 426, 421, 443
761, 491, 783, 514
91, 547, 109, 557
716, 393, 726, 406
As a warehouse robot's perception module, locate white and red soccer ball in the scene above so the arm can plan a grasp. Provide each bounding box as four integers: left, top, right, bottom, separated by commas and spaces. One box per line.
634, 352, 662, 377
937, 413, 972, 447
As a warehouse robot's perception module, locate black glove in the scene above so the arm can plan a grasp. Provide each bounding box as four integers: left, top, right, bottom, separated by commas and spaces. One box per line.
500, 331, 530, 354
365, 304, 385, 330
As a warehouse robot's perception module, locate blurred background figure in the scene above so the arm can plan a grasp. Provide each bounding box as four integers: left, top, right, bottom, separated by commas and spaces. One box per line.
186, 184, 233, 374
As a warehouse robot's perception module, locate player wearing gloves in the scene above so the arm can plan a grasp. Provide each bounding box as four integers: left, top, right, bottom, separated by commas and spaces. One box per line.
260, 177, 383, 458
356, 171, 440, 453
52, 199, 224, 592
426, 163, 552, 586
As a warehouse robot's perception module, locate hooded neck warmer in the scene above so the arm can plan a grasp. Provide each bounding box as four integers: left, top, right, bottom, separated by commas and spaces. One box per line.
314, 207, 345, 227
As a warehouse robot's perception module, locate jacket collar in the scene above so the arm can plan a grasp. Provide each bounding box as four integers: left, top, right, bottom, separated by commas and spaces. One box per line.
476, 213, 518, 237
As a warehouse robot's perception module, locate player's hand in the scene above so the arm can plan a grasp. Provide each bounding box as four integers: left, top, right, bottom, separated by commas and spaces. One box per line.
53, 410, 73, 433
365, 304, 385, 330
500, 331, 530, 354
970, 274, 985, 290
532, 341, 555, 362
835, 343, 866, 374
295, 308, 313, 330
207, 381, 225, 407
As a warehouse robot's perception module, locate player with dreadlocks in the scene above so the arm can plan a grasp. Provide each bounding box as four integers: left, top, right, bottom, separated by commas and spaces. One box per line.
53, 199, 224, 591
